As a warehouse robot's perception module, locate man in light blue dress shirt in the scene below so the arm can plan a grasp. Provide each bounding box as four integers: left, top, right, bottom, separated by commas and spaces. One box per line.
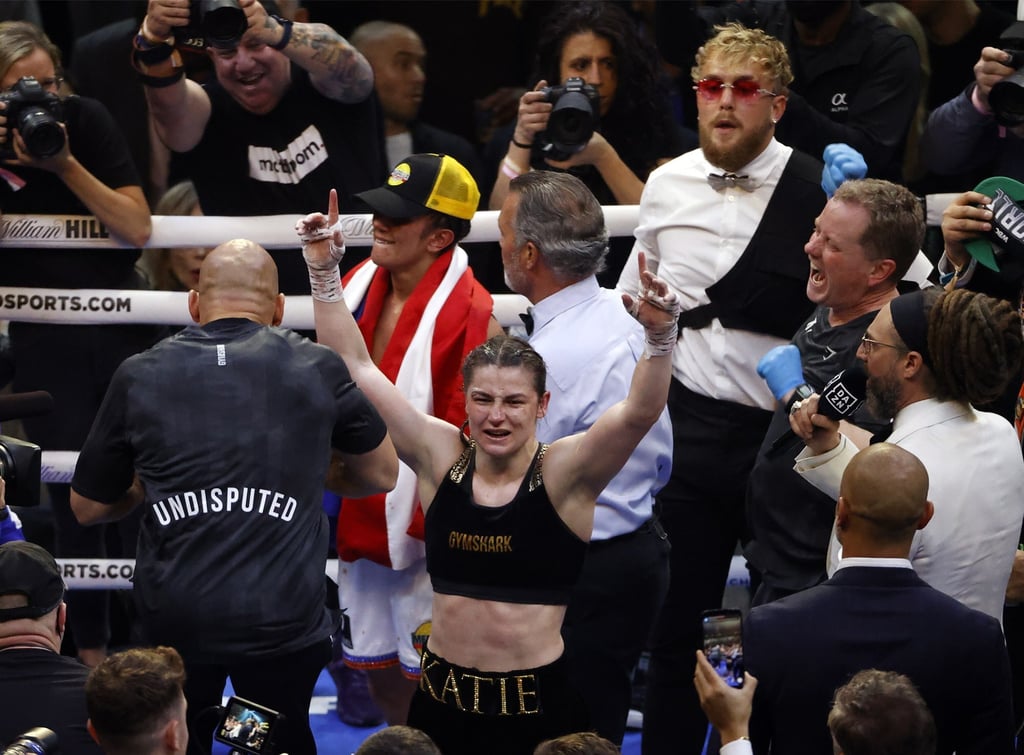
497, 169, 673, 746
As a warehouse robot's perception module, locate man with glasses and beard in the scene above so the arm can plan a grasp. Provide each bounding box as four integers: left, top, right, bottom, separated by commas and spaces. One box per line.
790, 286, 1024, 624
614, 22, 825, 755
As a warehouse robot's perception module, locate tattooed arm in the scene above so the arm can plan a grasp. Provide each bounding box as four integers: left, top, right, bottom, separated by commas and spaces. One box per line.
141, 0, 373, 152
246, 0, 374, 103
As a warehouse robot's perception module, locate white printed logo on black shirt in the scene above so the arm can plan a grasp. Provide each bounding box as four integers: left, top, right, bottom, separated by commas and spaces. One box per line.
247, 125, 328, 185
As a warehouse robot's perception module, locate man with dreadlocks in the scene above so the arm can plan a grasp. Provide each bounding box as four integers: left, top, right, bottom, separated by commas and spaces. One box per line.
788, 287, 1024, 623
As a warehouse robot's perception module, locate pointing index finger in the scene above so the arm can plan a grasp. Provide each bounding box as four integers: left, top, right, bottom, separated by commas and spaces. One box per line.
328, 188, 339, 225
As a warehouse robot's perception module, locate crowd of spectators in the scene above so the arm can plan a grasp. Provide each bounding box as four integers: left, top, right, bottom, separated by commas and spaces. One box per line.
4, 1, 1024, 754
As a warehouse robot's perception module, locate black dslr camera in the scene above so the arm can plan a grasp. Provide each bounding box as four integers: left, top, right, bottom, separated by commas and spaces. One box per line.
0, 77, 65, 160
0, 435, 41, 508
0, 391, 51, 508
535, 77, 601, 162
3, 728, 57, 755
173, 0, 248, 51
988, 21, 1024, 127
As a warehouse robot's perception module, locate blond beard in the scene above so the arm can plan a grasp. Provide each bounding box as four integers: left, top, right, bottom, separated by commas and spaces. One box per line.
699, 116, 775, 174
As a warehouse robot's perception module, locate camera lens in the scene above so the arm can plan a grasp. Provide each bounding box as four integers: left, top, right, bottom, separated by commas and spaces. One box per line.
991, 70, 1024, 127
547, 91, 596, 150
17, 109, 65, 159
3, 729, 57, 755
200, 0, 248, 50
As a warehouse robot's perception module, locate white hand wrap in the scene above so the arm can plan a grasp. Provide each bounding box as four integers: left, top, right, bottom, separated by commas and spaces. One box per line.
635, 284, 680, 359
296, 215, 346, 302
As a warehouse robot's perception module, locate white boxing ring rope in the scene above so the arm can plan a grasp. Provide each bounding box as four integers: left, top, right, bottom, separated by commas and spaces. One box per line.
4, 196, 959, 590
0, 206, 644, 250
3, 206, 675, 588
51, 556, 754, 591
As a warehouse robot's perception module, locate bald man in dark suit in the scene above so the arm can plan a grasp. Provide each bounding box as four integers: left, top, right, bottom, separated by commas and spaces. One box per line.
744, 443, 1014, 755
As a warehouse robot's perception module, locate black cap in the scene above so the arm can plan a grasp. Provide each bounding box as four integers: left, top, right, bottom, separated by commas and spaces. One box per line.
0, 541, 65, 622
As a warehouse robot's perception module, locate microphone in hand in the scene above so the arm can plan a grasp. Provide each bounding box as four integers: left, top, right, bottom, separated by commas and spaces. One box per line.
768, 362, 867, 455
817, 362, 867, 421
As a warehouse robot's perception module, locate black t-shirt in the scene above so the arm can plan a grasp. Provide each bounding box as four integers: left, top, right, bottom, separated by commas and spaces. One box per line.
0, 649, 103, 755
180, 68, 387, 293
745, 306, 888, 592
72, 318, 388, 661
1, 95, 143, 289
773, 4, 920, 184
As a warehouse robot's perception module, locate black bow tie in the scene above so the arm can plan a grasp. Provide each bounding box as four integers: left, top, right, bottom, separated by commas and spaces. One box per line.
519, 312, 534, 335
708, 172, 754, 191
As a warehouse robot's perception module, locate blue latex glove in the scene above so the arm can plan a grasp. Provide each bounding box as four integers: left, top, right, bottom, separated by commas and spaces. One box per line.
821, 143, 867, 198
756, 344, 805, 400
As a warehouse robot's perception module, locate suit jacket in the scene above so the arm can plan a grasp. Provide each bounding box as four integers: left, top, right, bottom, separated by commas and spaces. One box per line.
745, 565, 1014, 755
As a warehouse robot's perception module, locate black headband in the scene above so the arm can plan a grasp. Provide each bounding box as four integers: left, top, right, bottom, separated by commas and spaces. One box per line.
889, 289, 933, 371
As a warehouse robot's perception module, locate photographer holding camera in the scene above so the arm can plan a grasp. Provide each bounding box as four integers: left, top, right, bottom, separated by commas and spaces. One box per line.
921, 25, 1024, 182
0, 25, 151, 247
486, 2, 691, 285
134, 0, 385, 294
0, 541, 102, 755
1, 20, 162, 671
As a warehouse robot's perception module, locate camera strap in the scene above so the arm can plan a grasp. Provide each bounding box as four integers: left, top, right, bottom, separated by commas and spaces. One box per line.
132, 38, 176, 66
132, 34, 184, 88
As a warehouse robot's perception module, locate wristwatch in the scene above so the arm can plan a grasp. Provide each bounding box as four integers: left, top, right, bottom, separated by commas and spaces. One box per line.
269, 15, 293, 51
785, 383, 814, 414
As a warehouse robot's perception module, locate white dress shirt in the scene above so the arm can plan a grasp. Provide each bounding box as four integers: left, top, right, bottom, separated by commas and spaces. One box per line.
528, 276, 673, 539
795, 398, 1024, 621
617, 138, 796, 410
721, 739, 753, 755
834, 556, 914, 571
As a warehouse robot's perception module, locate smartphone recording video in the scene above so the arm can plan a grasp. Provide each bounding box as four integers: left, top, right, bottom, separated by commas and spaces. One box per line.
214, 696, 280, 755
701, 609, 744, 689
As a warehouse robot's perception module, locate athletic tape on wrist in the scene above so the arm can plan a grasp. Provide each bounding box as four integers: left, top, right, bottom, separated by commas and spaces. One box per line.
633, 283, 680, 358
644, 323, 678, 358
308, 266, 344, 303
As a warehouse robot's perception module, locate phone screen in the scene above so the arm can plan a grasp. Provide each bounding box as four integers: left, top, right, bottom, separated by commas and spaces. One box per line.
701, 609, 744, 689
214, 696, 280, 755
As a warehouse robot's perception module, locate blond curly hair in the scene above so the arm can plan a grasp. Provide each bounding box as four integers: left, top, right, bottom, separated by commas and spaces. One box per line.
692, 22, 793, 93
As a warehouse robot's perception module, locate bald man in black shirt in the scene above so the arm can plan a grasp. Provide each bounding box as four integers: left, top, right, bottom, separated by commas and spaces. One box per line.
70, 239, 398, 755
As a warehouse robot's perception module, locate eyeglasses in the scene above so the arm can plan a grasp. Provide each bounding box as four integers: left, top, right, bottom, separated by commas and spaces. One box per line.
693, 78, 778, 102
860, 334, 905, 355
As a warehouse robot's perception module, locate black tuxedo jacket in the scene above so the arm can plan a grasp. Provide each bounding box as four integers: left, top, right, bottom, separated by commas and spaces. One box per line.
745, 565, 1014, 755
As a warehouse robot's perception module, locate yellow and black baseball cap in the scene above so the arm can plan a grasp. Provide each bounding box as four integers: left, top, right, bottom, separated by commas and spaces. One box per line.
356, 153, 480, 221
